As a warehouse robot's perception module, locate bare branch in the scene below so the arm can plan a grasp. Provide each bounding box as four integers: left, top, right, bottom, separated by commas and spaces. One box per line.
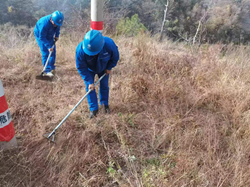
193, 11, 208, 45
159, 0, 169, 41
169, 30, 190, 43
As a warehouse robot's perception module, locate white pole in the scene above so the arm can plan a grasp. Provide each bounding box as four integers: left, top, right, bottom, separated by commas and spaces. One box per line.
91, 0, 103, 32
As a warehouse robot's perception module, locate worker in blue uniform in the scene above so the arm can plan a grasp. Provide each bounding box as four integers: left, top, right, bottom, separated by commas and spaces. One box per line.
76, 30, 119, 118
34, 11, 64, 78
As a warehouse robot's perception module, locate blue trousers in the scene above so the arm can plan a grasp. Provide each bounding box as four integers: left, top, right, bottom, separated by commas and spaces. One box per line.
84, 71, 109, 111
35, 36, 56, 73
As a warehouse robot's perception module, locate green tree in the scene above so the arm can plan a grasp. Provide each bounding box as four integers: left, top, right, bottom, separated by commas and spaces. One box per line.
116, 14, 147, 36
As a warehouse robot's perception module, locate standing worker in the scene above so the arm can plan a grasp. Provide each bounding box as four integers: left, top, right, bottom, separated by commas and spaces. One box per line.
76, 30, 119, 118
34, 11, 64, 78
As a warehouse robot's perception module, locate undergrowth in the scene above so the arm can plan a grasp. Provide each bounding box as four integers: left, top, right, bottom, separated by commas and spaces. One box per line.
1, 26, 250, 187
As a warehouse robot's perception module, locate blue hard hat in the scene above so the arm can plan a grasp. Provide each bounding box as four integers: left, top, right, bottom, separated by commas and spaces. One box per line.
82, 30, 105, 56
52, 11, 64, 26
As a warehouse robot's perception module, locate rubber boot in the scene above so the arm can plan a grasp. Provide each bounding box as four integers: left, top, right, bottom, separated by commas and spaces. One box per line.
104, 105, 110, 114
89, 109, 98, 119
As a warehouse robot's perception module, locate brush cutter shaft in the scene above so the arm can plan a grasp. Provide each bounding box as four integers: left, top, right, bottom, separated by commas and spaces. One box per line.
42, 44, 55, 73
47, 73, 106, 139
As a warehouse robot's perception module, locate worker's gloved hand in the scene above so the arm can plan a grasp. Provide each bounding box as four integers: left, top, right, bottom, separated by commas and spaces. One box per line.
54, 37, 59, 42
88, 84, 95, 91
105, 69, 111, 75
49, 47, 54, 52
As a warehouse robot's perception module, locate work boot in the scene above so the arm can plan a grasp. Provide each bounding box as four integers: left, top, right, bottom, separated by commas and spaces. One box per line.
89, 109, 98, 119
43, 72, 54, 78
104, 105, 110, 114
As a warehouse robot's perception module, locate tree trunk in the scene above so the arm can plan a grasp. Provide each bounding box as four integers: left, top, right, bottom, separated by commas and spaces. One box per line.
159, 0, 169, 41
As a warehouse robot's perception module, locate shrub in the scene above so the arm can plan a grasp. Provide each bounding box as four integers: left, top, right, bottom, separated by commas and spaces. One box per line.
116, 14, 147, 37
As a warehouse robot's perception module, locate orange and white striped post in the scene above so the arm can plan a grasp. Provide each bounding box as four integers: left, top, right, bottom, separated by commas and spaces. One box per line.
91, 0, 103, 32
0, 79, 17, 150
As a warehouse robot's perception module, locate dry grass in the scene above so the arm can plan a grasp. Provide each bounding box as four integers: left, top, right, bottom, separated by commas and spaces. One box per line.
1, 26, 250, 187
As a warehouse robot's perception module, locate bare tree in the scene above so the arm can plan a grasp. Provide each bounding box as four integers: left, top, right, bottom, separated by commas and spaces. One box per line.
159, 0, 169, 41
193, 10, 208, 45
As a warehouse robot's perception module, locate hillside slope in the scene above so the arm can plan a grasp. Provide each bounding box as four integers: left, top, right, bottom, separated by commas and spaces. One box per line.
1, 28, 250, 186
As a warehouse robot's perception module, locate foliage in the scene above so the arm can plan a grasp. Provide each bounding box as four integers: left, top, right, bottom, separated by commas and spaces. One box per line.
0, 0, 37, 26
155, 0, 250, 44
1, 0, 250, 43
116, 14, 147, 36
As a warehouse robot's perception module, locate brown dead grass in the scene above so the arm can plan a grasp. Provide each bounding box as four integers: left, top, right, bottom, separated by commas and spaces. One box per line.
1, 27, 250, 187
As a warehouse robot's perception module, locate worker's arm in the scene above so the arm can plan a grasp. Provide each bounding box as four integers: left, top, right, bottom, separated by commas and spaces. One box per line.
75, 43, 94, 86
39, 24, 53, 50
54, 26, 60, 41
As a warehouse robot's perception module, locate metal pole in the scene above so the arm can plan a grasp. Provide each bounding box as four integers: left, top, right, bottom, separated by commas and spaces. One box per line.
47, 74, 106, 139
42, 44, 55, 73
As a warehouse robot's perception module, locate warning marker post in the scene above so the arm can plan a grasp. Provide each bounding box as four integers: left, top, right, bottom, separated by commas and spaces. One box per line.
0, 79, 17, 150
91, 0, 103, 32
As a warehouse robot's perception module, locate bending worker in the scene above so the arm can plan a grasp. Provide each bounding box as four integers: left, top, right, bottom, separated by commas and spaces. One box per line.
76, 30, 119, 118
34, 11, 64, 78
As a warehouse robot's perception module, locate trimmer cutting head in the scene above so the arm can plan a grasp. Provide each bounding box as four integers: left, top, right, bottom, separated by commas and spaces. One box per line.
43, 132, 56, 143
36, 75, 53, 81
36, 73, 54, 81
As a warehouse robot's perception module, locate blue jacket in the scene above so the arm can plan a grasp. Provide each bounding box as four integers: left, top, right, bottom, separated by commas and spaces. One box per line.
76, 37, 119, 84
34, 15, 60, 50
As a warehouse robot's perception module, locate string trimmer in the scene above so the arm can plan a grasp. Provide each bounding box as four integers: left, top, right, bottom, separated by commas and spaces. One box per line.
43, 73, 106, 142
36, 42, 56, 80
